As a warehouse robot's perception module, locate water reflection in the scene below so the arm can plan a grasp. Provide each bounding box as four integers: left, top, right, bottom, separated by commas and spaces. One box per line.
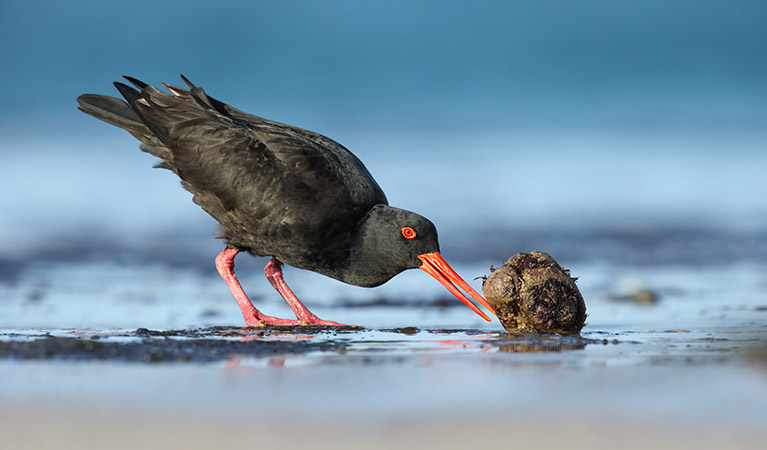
492, 333, 594, 353
427, 330, 597, 353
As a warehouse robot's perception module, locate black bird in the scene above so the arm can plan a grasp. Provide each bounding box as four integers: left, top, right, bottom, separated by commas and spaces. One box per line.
77, 76, 496, 326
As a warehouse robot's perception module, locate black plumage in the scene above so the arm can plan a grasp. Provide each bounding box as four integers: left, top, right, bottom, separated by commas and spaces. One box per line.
77, 76, 495, 326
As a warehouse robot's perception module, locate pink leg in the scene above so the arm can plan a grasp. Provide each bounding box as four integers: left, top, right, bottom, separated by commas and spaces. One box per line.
215, 248, 301, 327
264, 258, 355, 326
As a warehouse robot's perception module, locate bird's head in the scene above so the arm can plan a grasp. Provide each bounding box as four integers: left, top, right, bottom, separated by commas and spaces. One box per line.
350, 205, 496, 321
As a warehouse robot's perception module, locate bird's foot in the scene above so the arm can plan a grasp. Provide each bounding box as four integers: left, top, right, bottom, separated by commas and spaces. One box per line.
296, 313, 362, 328
301, 318, 362, 327
243, 311, 360, 328
243, 312, 303, 327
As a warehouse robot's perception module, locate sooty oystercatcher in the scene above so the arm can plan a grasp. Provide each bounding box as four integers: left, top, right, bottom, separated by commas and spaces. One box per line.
77, 75, 496, 327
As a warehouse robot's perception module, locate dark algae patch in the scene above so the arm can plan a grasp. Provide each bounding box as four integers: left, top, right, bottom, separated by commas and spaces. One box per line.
483, 252, 587, 334
131, 325, 360, 338
0, 329, 347, 363
0, 327, 606, 364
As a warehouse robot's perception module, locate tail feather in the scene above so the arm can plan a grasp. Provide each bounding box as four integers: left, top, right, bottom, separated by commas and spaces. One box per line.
77, 89, 172, 162
78, 75, 244, 168
112, 81, 174, 145
77, 94, 143, 133
179, 74, 196, 89
122, 75, 148, 89
161, 82, 189, 97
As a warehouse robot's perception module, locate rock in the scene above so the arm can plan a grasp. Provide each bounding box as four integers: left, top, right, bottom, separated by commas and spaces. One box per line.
482, 251, 587, 334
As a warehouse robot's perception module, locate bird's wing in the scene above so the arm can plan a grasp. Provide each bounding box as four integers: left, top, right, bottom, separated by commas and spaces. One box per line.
174, 74, 352, 154
111, 77, 387, 261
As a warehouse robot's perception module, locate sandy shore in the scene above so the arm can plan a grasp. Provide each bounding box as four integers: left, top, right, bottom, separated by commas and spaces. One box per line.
2, 402, 765, 450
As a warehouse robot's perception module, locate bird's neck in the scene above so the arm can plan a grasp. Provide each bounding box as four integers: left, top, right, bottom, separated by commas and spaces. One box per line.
332, 210, 407, 288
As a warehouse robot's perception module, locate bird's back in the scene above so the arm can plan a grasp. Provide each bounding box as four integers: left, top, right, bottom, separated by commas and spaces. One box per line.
78, 76, 388, 271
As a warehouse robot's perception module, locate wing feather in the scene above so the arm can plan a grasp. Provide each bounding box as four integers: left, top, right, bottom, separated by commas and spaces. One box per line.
80, 76, 388, 269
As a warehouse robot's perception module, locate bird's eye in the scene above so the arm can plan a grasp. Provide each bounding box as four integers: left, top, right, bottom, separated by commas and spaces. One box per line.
401, 227, 416, 239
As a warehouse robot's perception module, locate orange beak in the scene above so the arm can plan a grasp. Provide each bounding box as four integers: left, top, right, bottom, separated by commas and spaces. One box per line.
418, 252, 497, 322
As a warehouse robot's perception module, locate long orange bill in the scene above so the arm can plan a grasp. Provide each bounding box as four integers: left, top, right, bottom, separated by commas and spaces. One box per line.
418, 252, 497, 322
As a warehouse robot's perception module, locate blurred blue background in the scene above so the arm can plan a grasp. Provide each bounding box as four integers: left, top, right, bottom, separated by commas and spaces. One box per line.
1, 0, 766, 255
2, 0, 765, 131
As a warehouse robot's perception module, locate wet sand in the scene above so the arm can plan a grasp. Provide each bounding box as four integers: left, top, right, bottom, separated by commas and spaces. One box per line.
3, 404, 765, 450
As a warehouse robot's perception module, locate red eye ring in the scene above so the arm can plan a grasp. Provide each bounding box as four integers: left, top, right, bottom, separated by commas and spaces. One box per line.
401, 227, 416, 239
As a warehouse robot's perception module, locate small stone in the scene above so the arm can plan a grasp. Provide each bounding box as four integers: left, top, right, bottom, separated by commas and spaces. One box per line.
482, 251, 587, 334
